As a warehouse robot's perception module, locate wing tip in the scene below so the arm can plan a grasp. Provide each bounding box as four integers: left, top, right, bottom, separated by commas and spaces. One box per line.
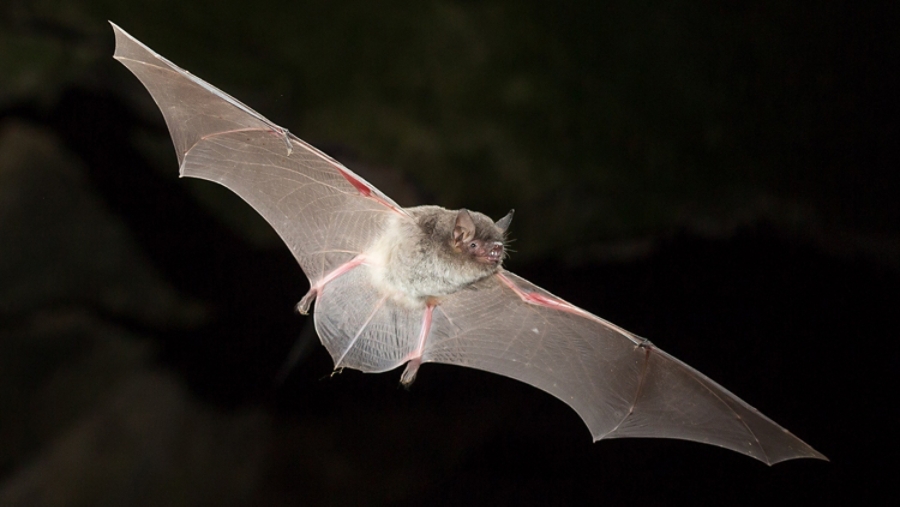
591, 431, 829, 466
764, 451, 830, 466
110, 22, 167, 68
110, 21, 135, 60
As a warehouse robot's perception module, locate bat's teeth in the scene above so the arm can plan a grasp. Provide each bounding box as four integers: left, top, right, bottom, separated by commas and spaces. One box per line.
487, 243, 504, 261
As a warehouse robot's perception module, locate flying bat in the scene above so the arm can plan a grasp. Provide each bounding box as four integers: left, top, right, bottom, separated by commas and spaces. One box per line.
111, 23, 826, 465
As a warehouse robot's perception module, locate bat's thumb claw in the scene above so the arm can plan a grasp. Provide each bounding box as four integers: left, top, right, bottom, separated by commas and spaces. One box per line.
276, 126, 293, 155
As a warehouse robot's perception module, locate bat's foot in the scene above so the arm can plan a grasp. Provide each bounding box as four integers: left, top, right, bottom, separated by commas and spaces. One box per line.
399, 302, 433, 388
296, 289, 317, 314
400, 359, 421, 387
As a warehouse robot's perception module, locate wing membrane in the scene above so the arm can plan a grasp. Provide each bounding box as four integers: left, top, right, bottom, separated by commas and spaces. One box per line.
426, 272, 826, 465
112, 23, 824, 465
112, 23, 403, 281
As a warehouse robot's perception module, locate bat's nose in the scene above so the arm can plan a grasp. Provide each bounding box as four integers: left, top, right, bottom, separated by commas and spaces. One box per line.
488, 243, 504, 262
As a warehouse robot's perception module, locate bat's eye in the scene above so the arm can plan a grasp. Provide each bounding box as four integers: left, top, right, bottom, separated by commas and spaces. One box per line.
469, 242, 478, 249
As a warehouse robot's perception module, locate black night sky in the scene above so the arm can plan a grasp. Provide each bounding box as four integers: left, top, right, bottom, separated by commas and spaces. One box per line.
1, 1, 896, 505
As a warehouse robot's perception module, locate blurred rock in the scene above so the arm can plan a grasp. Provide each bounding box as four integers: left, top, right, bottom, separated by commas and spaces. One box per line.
0, 366, 269, 507
0, 121, 270, 505
0, 120, 204, 323
0, 309, 152, 474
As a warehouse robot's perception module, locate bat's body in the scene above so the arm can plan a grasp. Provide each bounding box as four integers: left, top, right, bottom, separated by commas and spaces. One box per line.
112, 23, 826, 465
298, 205, 511, 381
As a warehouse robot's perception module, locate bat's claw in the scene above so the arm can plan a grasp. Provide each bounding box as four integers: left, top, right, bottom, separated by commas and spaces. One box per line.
296, 289, 317, 314
278, 127, 293, 156
636, 337, 654, 349
400, 359, 421, 387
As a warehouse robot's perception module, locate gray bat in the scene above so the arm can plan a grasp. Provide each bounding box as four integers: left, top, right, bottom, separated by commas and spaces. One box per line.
111, 23, 826, 465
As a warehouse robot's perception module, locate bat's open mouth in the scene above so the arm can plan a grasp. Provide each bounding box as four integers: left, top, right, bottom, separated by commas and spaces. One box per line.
486, 242, 504, 264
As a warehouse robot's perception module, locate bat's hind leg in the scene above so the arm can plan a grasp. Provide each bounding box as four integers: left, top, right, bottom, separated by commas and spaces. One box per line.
400, 301, 436, 386
295, 255, 367, 314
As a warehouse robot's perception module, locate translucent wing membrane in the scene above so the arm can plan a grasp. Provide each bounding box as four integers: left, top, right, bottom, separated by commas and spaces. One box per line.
112, 23, 403, 282
425, 272, 826, 465
113, 23, 825, 465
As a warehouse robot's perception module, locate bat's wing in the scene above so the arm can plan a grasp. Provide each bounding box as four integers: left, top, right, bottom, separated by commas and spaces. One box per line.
112, 24, 824, 464
422, 271, 826, 465
112, 23, 405, 283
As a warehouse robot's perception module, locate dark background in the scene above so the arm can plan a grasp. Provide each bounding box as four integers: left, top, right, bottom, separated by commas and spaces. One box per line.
1, 1, 896, 505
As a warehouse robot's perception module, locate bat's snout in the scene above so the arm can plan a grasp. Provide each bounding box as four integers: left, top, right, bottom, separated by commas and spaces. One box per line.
487, 242, 504, 263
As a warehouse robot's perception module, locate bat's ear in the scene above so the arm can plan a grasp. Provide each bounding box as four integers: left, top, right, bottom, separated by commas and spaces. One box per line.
495, 209, 514, 232
454, 209, 476, 244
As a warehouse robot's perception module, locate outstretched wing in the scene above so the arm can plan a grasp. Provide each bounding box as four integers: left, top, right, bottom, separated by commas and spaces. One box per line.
423, 271, 826, 465
111, 23, 405, 283
112, 24, 824, 465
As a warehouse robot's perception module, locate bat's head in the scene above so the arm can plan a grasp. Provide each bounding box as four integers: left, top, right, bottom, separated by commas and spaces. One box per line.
452, 209, 514, 267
